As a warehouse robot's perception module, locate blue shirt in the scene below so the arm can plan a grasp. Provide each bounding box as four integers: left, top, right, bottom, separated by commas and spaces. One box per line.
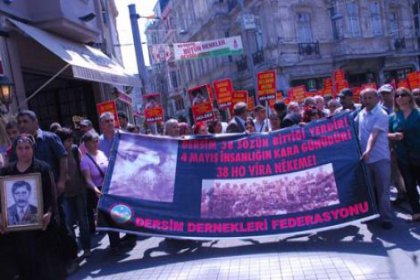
389, 109, 420, 164
99, 133, 115, 158
356, 104, 390, 163
9, 129, 67, 181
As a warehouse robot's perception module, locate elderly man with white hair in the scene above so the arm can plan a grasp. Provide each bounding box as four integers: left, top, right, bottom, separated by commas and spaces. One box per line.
164, 119, 180, 137
281, 102, 302, 128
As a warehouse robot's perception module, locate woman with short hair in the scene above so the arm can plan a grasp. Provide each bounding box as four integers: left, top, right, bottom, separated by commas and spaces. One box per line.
388, 87, 420, 222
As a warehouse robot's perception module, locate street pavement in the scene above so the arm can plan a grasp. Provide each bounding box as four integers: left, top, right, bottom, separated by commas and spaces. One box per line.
69, 200, 420, 280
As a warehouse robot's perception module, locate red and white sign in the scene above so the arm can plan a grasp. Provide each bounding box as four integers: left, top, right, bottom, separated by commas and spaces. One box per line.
288, 85, 306, 103
143, 93, 164, 124
213, 79, 233, 110
231, 90, 248, 108
188, 85, 214, 122
117, 90, 133, 105
257, 70, 276, 102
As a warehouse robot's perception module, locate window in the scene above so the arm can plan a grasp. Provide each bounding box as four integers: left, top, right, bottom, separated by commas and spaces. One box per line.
170, 71, 178, 89
413, 1, 420, 38
389, 11, 399, 37
174, 98, 185, 111
346, 2, 361, 37
329, 2, 342, 40
369, 2, 382, 35
296, 13, 313, 43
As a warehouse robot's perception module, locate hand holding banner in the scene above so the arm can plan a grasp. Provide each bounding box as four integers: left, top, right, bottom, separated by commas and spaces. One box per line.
98, 112, 378, 239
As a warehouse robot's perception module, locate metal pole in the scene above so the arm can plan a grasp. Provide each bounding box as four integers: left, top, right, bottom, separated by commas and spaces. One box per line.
237, 0, 259, 105
129, 4, 149, 93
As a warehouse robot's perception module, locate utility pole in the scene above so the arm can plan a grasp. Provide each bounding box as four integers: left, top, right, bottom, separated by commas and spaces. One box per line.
129, 4, 149, 95
237, 0, 259, 105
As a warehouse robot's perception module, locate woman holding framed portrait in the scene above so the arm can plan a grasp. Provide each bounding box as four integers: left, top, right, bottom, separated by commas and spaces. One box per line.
0, 134, 65, 280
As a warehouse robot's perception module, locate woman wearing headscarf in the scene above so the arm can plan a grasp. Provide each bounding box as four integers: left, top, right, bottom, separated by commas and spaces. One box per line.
0, 134, 65, 280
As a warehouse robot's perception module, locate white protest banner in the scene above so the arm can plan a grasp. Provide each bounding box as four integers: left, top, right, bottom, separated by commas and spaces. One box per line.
174, 36, 243, 61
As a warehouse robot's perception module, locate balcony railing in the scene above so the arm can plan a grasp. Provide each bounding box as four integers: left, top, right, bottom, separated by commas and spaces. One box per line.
298, 42, 320, 56
394, 37, 406, 51
236, 55, 248, 72
252, 50, 264, 64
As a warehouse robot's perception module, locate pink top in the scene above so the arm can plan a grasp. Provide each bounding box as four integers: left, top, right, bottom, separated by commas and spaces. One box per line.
80, 150, 109, 187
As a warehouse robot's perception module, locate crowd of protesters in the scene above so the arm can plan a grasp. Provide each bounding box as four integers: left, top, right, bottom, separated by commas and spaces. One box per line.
0, 83, 419, 279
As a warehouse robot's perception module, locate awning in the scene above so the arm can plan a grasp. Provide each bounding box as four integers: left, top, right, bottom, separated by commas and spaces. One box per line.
9, 19, 142, 87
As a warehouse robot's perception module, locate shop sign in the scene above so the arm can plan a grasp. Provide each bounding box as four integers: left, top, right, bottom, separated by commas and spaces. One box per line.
117, 91, 133, 105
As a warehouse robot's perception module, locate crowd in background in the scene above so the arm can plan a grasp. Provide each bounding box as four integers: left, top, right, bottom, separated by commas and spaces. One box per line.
0, 84, 419, 279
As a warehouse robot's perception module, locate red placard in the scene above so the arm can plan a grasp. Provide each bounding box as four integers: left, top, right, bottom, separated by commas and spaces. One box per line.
257, 70, 276, 102
323, 78, 334, 97
333, 69, 349, 94
335, 80, 349, 93
269, 91, 284, 109
231, 90, 249, 108
143, 93, 164, 124
96, 100, 120, 128
213, 79, 233, 110
289, 85, 306, 103
397, 79, 410, 89
407, 71, 420, 89
333, 69, 345, 83
352, 87, 362, 103
248, 96, 255, 111
188, 85, 214, 122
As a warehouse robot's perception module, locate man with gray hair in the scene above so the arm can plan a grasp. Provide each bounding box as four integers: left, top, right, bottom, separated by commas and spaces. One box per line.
281, 102, 302, 128
356, 88, 393, 229
97, 112, 137, 253
164, 119, 180, 137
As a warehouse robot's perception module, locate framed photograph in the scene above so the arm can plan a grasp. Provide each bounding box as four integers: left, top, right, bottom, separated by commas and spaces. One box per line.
1, 173, 43, 232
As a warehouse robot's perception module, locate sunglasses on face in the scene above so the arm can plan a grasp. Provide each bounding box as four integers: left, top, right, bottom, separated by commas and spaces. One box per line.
395, 93, 409, 98
16, 136, 35, 145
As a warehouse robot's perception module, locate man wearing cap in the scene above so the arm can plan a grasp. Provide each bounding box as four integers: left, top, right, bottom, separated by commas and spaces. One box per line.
337, 88, 361, 113
78, 119, 94, 156
378, 84, 395, 114
253, 105, 269, 132
227, 102, 249, 133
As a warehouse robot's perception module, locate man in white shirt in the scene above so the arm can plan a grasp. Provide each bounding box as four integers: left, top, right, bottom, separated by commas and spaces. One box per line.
253, 105, 270, 132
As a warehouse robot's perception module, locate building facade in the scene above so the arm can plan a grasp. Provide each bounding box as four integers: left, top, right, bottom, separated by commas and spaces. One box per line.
146, 0, 420, 120
0, 0, 139, 129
